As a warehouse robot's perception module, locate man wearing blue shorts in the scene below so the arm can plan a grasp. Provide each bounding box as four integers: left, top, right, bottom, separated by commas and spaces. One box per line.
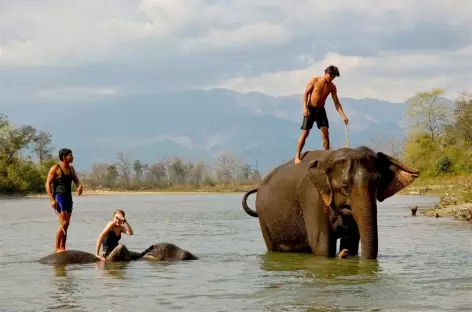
45, 148, 84, 253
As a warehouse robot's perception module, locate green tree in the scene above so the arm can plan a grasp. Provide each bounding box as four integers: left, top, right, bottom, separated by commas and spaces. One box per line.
32, 131, 53, 163
405, 88, 451, 141
147, 162, 167, 185
453, 91, 472, 147
105, 165, 119, 188
133, 159, 144, 183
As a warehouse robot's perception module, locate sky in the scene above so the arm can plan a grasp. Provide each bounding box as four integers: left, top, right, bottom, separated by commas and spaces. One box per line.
0, 0, 471, 104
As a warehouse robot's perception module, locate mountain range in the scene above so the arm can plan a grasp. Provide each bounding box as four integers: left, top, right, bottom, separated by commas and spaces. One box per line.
1, 88, 410, 174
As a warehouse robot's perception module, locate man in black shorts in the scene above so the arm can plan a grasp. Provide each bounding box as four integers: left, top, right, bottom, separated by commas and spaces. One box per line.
294, 65, 349, 164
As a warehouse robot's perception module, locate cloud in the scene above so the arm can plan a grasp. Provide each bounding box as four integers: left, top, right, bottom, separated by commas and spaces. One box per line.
93, 134, 195, 149
0, 0, 470, 103
216, 45, 472, 102
38, 86, 119, 102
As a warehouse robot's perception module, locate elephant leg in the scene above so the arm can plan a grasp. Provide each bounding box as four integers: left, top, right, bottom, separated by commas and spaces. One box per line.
259, 218, 275, 251
339, 231, 360, 256
303, 203, 336, 257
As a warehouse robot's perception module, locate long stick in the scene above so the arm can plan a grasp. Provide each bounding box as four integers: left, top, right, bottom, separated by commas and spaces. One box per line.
345, 124, 350, 148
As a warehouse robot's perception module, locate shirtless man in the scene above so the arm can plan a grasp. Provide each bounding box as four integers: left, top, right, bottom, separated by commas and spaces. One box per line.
45, 148, 83, 252
294, 65, 349, 164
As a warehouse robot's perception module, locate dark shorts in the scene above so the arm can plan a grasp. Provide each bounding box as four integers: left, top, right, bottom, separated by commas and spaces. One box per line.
301, 107, 329, 130
55, 193, 73, 214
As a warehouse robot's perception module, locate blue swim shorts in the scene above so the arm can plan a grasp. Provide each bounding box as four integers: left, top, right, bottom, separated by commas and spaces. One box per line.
55, 193, 73, 213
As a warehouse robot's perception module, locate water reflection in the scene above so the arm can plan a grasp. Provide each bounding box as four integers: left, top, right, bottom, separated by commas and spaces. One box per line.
95, 261, 130, 279
47, 265, 83, 310
259, 252, 381, 285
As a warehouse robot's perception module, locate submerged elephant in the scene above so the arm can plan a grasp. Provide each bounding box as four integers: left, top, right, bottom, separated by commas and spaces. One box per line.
142, 243, 198, 261
38, 250, 101, 265
241, 146, 420, 260
38, 243, 198, 265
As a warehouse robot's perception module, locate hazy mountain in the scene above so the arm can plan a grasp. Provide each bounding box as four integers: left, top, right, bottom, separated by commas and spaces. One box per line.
1, 88, 411, 174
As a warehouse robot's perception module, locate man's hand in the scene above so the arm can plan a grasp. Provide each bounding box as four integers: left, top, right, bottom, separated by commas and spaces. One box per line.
76, 184, 83, 196
303, 107, 310, 117
343, 116, 349, 125
50, 199, 57, 209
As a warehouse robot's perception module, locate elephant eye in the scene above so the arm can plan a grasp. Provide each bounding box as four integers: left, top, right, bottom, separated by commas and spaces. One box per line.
341, 185, 351, 195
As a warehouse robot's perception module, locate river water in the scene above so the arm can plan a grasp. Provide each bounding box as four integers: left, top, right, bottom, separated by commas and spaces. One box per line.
0, 193, 471, 311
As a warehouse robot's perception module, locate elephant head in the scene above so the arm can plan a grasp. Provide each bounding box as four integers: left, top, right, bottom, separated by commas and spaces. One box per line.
307, 146, 420, 259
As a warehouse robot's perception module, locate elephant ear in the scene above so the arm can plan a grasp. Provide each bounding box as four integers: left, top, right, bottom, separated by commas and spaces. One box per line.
376, 152, 420, 202
307, 160, 333, 207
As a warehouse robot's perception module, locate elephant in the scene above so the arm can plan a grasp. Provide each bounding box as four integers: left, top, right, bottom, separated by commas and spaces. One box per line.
241, 146, 420, 260
38, 243, 198, 265
38, 250, 101, 265
141, 243, 198, 261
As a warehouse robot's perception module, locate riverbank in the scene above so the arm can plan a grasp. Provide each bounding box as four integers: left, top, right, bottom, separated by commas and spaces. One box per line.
400, 174, 472, 223
0, 183, 257, 199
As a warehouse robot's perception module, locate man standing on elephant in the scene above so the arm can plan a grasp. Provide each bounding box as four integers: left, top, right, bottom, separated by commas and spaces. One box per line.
45, 148, 83, 253
294, 65, 349, 164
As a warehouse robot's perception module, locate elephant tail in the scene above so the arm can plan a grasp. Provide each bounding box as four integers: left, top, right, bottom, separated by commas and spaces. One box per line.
242, 188, 258, 217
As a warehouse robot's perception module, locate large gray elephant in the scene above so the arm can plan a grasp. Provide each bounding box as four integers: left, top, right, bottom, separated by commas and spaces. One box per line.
241, 146, 420, 260
38, 243, 198, 265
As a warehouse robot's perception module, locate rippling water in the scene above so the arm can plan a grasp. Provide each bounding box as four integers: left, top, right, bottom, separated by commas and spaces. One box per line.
0, 193, 471, 311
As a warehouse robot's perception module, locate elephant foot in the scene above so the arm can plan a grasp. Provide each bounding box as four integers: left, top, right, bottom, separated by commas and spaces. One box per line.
338, 249, 349, 259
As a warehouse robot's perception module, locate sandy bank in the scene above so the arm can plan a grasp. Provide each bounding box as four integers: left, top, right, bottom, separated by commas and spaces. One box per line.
20, 189, 247, 199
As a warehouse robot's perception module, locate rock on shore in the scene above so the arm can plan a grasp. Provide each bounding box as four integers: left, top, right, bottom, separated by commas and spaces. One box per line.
421, 193, 472, 222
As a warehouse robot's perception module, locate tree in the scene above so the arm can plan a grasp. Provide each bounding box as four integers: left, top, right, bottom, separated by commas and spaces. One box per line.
453, 91, 472, 148
89, 163, 109, 186
116, 152, 132, 187
250, 160, 261, 181
32, 131, 53, 163
0, 114, 12, 154
238, 163, 252, 180
133, 159, 145, 183
216, 151, 239, 183
0, 117, 37, 158
405, 88, 450, 141
105, 165, 119, 187
189, 161, 206, 186
168, 157, 187, 185
146, 162, 167, 187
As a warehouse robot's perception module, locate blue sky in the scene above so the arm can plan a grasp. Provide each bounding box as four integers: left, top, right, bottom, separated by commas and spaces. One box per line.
0, 0, 470, 104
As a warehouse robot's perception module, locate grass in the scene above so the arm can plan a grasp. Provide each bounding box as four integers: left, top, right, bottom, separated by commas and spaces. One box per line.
400, 173, 472, 201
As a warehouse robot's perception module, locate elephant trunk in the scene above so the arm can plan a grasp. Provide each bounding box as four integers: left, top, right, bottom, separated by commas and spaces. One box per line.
352, 191, 378, 260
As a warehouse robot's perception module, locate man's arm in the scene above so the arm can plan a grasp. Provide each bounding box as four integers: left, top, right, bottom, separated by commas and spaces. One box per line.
331, 85, 349, 123
70, 166, 84, 195
45, 165, 57, 202
70, 166, 81, 187
303, 77, 316, 112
